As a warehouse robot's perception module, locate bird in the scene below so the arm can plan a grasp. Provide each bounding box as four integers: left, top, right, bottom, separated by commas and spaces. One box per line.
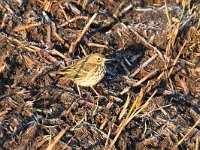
54, 53, 109, 96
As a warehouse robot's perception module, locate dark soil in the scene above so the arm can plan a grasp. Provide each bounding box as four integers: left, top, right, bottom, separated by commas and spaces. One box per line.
0, 0, 199, 150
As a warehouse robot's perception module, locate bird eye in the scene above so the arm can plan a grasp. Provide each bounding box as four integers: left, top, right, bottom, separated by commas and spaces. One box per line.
97, 57, 101, 61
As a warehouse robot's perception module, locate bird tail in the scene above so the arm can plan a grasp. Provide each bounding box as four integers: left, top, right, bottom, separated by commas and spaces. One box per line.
53, 71, 67, 75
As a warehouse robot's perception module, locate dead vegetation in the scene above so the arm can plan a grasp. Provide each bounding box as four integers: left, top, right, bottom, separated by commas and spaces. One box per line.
0, 0, 200, 149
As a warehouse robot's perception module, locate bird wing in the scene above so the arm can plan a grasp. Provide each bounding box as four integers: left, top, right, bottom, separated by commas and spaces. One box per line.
54, 57, 87, 78
72, 62, 97, 79
55, 61, 96, 81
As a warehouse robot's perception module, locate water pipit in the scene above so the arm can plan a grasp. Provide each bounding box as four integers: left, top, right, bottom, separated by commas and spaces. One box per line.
54, 53, 109, 96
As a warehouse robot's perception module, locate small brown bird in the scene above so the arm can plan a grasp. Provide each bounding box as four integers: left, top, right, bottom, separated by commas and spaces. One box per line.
55, 53, 109, 95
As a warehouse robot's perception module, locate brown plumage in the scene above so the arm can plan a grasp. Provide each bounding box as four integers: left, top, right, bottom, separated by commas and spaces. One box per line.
55, 53, 108, 87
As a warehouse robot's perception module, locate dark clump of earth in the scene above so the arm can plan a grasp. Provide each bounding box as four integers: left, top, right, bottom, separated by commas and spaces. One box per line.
0, 0, 199, 149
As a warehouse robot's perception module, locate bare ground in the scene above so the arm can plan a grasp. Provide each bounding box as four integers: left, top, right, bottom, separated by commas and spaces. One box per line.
0, 0, 200, 150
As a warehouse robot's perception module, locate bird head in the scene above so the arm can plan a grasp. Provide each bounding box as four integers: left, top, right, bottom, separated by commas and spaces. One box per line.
87, 53, 109, 65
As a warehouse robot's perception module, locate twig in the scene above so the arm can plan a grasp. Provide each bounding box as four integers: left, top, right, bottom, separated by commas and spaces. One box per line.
164, 0, 172, 29
82, 0, 89, 9
63, 2, 80, 15
43, 11, 64, 45
78, 99, 102, 109
126, 88, 145, 119
69, 13, 98, 53
130, 54, 158, 77
58, 16, 88, 28
116, 88, 145, 134
46, 23, 51, 44
27, 46, 65, 68
120, 87, 131, 95
29, 66, 45, 84
61, 102, 77, 116
179, 12, 196, 31
132, 69, 158, 87
168, 40, 187, 77
114, 0, 125, 16
120, 61, 129, 75
1, 14, 8, 29
52, 22, 64, 44
119, 93, 131, 120
50, 49, 72, 64
58, 2, 70, 21
13, 22, 42, 32
128, 27, 164, 61
120, 4, 133, 16
86, 42, 109, 48
100, 114, 109, 130
109, 89, 158, 149
80, 45, 88, 56
104, 124, 113, 150
46, 127, 70, 150
0, 107, 12, 117
42, 0, 53, 12
4, 3, 14, 14
172, 118, 200, 150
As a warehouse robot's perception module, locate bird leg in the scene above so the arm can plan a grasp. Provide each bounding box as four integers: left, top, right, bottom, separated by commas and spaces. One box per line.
77, 85, 100, 98
76, 85, 82, 97
90, 86, 100, 97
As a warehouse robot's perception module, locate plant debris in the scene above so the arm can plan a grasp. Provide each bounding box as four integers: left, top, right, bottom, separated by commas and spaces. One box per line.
0, 0, 200, 149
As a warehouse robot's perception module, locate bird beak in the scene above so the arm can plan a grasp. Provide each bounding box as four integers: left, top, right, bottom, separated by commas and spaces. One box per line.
104, 58, 114, 63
